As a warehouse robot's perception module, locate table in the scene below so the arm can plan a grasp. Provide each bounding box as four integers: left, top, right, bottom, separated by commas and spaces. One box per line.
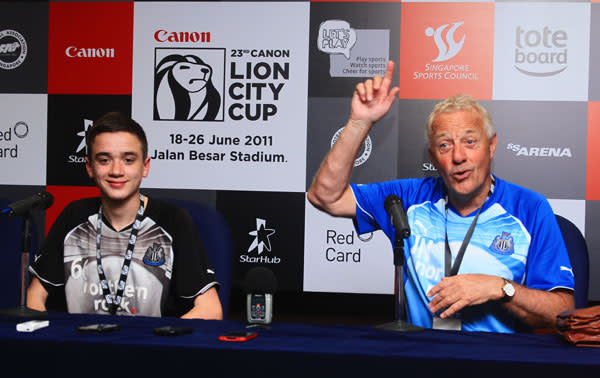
0, 312, 597, 377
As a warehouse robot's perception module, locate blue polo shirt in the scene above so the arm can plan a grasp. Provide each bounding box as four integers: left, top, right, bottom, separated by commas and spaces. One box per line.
351, 175, 574, 333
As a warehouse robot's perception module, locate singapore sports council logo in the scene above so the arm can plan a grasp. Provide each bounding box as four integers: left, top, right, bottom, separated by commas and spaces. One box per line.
153, 50, 224, 122
425, 22, 465, 62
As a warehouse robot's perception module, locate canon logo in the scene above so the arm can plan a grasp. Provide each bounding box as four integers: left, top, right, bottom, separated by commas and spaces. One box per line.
154, 30, 210, 43
65, 46, 115, 58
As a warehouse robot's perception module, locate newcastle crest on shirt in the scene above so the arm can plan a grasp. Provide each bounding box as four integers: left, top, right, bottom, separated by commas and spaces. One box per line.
143, 242, 166, 266
489, 232, 515, 255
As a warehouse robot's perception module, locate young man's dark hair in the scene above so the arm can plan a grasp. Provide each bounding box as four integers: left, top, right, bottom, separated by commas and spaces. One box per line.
86, 112, 149, 159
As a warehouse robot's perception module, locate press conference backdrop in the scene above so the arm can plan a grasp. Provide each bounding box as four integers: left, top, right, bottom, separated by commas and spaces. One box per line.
1, 1, 600, 305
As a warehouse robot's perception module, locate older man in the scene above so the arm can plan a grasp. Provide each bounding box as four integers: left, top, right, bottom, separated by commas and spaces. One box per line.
307, 61, 574, 333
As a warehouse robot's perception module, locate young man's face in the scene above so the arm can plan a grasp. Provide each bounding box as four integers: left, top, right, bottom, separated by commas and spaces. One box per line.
428, 109, 497, 205
85, 131, 150, 204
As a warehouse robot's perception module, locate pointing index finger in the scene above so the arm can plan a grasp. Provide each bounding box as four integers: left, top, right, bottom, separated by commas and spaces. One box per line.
375, 60, 396, 92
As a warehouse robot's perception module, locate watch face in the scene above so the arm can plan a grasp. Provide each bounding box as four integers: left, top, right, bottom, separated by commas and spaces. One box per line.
503, 281, 515, 297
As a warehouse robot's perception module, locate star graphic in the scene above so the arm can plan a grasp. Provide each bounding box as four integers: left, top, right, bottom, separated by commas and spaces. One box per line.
76, 119, 94, 154
248, 218, 276, 254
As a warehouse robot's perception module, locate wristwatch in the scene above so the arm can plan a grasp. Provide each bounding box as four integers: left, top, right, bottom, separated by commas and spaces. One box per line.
502, 279, 515, 302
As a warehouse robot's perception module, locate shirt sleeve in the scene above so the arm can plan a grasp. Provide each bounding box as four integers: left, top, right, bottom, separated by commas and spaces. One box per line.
524, 198, 575, 292
350, 178, 435, 237
29, 202, 78, 290
169, 204, 220, 299
350, 183, 383, 235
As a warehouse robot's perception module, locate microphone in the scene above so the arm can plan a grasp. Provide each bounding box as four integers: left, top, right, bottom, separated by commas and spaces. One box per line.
2, 191, 54, 217
384, 194, 410, 239
243, 266, 277, 326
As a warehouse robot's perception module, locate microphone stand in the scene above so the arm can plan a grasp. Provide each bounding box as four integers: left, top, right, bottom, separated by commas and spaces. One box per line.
0, 212, 47, 319
375, 228, 423, 332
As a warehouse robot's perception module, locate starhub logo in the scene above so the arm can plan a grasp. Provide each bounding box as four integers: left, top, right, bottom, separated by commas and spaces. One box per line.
240, 218, 281, 264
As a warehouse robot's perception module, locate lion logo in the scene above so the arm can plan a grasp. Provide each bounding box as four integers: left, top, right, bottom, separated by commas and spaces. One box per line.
154, 54, 222, 121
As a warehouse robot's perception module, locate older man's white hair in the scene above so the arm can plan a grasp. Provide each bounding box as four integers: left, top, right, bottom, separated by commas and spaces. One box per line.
425, 94, 496, 144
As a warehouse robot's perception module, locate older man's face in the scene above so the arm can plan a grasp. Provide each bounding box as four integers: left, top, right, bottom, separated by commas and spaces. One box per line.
429, 109, 497, 208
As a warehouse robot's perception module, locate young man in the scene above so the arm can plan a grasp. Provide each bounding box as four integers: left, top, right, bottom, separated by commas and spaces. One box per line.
27, 112, 222, 319
308, 61, 574, 332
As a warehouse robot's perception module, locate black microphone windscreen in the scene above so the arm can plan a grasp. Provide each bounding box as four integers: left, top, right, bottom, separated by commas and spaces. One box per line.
384, 194, 410, 239
7, 191, 54, 216
384, 194, 401, 214
243, 266, 278, 294
37, 191, 54, 210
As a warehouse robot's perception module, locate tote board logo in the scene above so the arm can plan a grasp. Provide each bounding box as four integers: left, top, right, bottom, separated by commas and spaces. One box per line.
514, 26, 568, 77
153, 50, 224, 122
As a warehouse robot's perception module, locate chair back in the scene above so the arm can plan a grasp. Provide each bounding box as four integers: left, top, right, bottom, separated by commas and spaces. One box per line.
555, 215, 589, 309
167, 199, 233, 318
0, 198, 23, 308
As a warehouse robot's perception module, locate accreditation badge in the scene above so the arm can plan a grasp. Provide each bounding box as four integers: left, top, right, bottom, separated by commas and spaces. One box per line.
432, 316, 462, 331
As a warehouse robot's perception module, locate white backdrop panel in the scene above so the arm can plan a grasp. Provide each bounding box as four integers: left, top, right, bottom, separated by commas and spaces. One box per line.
132, 2, 309, 192
304, 197, 394, 294
493, 3, 590, 101
0, 94, 47, 185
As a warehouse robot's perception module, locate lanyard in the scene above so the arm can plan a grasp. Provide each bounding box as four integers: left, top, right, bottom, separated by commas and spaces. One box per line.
444, 178, 495, 277
95, 193, 145, 315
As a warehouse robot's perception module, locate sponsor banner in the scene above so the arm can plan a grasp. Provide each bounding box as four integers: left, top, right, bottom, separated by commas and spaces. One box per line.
404, 0, 493, 2
548, 198, 585, 236
0, 2, 48, 93
488, 100, 587, 200
0, 94, 47, 185
326, 29, 389, 78
585, 200, 600, 300
589, 4, 600, 101
397, 99, 440, 179
586, 102, 600, 200
493, 3, 590, 101
48, 2, 133, 94
496, 0, 588, 2
45, 185, 100, 234
46, 94, 132, 186
303, 197, 394, 294
398, 2, 494, 100
311, 0, 402, 2
132, 2, 309, 192
217, 191, 305, 292
308, 2, 401, 97
402, 0, 492, 3
305, 98, 399, 190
